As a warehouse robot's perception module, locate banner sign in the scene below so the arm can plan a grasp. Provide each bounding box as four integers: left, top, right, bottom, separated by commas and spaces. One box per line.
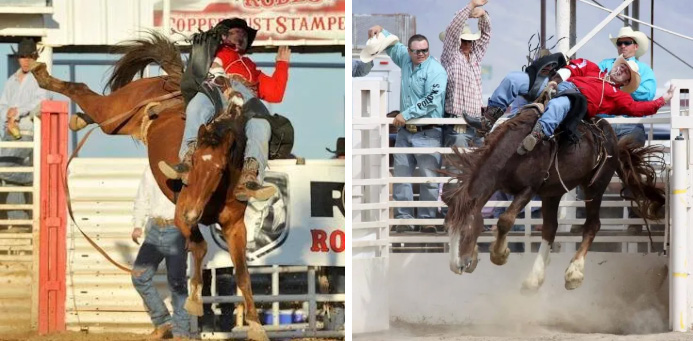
153, 0, 345, 45
201, 160, 345, 267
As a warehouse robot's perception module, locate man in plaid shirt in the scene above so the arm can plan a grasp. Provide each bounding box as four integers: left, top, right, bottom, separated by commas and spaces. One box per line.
440, 0, 491, 148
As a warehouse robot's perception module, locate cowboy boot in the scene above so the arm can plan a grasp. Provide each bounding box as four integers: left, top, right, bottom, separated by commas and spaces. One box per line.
234, 158, 276, 202
517, 121, 546, 155
158, 144, 195, 183
463, 106, 505, 135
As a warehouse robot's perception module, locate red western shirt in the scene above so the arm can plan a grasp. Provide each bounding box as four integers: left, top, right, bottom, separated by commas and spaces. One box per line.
214, 45, 289, 103
563, 58, 664, 118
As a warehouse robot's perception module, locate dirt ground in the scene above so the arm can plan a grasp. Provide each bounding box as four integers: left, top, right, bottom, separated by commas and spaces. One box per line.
0, 331, 341, 341
354, 321, 693, 341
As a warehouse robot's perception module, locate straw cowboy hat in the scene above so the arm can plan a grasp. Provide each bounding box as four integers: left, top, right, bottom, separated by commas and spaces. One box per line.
612, 55, 641, 94
438, 24, 481, 42
609, 26, 649, 58
360, 32, 400, 63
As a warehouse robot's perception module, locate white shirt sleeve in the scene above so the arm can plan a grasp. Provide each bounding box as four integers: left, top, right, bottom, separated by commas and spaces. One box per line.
132, 167, 152, 228
556, 68, 572, 82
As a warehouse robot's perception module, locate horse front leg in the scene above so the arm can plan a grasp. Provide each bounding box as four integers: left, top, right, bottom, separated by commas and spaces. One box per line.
184, 227, 207, 317
522, 195, 561, 293
565, 192, 603, 290
490, 188, 533, 266
221, 201, 268, 341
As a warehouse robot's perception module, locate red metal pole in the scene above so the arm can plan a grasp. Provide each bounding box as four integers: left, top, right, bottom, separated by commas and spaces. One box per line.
38, 101, 69, 334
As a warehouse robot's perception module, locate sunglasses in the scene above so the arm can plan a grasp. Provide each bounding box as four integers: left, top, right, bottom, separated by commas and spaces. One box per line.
616, 40, 635, 47
409, 48, 429, 55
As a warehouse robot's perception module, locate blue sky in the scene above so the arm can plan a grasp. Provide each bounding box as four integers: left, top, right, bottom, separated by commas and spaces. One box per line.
353, 0, 693, 98
0, 44, 345, 159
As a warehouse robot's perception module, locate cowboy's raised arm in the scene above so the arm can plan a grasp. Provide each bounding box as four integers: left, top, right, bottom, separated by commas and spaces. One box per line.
258, 46, 290, 103
612, 87, 666, 117
400, 68, 448, 120
441, 5, 473, 64
472, 8, 491, 59
379, 29, 408, 69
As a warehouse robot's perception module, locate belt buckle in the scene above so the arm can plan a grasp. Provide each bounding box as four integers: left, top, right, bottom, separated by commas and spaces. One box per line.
453, 124, 467, 134
405, 124, 418, 133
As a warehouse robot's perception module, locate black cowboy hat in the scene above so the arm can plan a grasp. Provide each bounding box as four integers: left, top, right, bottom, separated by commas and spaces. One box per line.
13, 38, 38, 58
214, 18, 258, 49
326, 137, 345, 157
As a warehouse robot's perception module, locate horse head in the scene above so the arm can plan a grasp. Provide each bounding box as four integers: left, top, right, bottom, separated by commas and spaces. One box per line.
177, 105, 246, 226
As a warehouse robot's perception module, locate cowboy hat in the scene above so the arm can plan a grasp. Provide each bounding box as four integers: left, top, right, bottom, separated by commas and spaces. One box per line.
360, 32, 399, 63
439, 24, 481, 42
10, 38, 39, 58
612, 55, 641, 94
326, 137, 345, 157
609, 26, 649, 58
214, 18, 258, 49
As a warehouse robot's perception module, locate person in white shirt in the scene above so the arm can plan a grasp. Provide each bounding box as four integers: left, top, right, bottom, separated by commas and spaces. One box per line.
131, 165, 190, 339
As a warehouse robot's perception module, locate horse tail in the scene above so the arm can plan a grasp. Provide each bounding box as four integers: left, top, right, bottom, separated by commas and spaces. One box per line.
105, 29, 184, 92
615, 136, 666, 221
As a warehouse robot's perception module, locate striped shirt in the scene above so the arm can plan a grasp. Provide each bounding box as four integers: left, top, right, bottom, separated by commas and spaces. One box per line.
440, 7, 491, 118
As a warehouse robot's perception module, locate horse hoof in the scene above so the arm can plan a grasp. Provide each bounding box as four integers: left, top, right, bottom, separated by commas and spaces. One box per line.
521, 277, 543, 295
490, 242, 510, 266
68, 114, 89, 131
247, 321, 269, 341
565, 278, 583, 290
184, 297, 204, 316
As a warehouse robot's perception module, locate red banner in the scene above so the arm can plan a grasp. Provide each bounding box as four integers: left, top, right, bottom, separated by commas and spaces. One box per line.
153, 0, 345, 45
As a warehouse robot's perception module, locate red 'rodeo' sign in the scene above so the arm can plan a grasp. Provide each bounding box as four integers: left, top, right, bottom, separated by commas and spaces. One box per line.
153, 0, 345, 45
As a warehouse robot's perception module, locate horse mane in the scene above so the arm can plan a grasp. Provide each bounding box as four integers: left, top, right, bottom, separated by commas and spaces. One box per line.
442, 109, 539, 229
105, 30, 184, 92
197, 115, 247, 167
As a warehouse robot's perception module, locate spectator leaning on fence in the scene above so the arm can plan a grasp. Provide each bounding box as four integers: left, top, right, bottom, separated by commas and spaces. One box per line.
440, 0, 491, 149
0, 38, 48, 226
131, 165, 191, 339
362, 26, 448, 234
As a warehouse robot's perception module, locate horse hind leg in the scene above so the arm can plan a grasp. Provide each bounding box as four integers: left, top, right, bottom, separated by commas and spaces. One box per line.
565, 185, 607, 290
29, 62, 101, 122
222, 203, 268, 341
522, 195, 561, 294
184, 228, 207, 317
490, 188, 533, 266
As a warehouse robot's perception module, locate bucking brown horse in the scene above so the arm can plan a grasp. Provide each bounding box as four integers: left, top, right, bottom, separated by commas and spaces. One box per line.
29, 31, 268, 340
442, 104, 665, 292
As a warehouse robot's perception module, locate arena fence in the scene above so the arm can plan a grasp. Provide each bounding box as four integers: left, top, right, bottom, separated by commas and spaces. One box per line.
352, 78, 693, 333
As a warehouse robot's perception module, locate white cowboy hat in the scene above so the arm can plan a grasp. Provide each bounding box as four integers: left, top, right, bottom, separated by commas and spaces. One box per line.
612, 55, 641, 94
438, 24, 481, 42
609, 26, 649, 58
360, 32, 400, 63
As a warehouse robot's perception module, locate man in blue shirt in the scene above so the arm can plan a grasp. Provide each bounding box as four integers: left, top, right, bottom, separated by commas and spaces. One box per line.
368, 26, 448, 234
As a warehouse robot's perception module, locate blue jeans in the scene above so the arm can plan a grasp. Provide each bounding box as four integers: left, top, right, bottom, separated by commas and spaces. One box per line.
180, 84, 271, 182
132, 220, 190, 337
537, 82, 579, 136
488, 71, 548, 113
393, 127, 442, 220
